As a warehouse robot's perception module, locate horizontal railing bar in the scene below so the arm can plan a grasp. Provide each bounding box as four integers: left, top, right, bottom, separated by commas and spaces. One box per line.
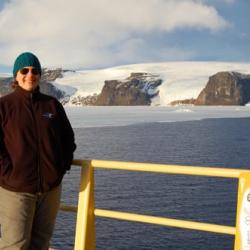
94, 209, 236, 235
72, 159, 250, 178
60, 204, 235, 235
90, 160, 249, 178
59, 205, 235, 235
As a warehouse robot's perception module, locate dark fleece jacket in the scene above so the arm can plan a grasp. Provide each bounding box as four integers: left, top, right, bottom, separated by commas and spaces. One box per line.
0, 86, 76, 193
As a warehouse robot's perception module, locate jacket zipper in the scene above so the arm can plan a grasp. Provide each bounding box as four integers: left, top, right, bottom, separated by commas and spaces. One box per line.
30, 93, 43, 193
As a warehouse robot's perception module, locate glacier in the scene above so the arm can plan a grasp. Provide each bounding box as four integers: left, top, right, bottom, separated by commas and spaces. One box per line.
53, 61, 250, 106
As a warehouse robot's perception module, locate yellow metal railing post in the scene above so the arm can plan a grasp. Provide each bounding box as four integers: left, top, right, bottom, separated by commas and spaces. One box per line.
74, 160, 95, 250
235, 172, 250, 250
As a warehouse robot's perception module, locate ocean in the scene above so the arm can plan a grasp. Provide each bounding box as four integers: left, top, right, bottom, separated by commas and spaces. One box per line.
51, 107, 250, 250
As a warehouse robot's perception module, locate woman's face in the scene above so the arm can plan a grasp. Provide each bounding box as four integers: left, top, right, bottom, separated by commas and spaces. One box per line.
15, 66, 40, 91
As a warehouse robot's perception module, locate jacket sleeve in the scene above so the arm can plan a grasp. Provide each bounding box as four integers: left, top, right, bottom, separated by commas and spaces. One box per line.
57, 102, 76, 171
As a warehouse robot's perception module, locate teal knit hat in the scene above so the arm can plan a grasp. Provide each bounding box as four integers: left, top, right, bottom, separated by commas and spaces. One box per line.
13, 52, 42, 77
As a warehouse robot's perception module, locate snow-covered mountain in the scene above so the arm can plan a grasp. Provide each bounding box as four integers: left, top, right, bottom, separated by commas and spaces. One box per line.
1, 62, 250, 106
51, 62, 250, 106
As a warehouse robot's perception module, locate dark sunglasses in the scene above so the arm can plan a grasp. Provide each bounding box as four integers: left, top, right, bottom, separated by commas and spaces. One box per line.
19, 68, 40, 75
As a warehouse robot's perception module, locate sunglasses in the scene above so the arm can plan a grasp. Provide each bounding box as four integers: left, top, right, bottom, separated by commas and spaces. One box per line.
19, 68, 40, 75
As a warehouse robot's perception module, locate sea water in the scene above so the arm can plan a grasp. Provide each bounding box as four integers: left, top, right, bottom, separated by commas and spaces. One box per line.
51, 106, 250, 250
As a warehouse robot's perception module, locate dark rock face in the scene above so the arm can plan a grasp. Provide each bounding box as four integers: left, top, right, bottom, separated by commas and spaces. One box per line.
195, 72, 250, 105
95, 72, 162, 105
39, 68, 67, 100
41, 68, 64, 82
170, 98, 196, 105
70, 94, 98, 106
0, 77, 12, 97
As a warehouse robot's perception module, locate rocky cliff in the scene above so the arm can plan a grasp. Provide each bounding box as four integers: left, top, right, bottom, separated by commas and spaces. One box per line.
195, 72, 250, 105
0, 77, 12, 97
95, 72, 162, 105
170, 98, 196, 105
39, 68, 67, 100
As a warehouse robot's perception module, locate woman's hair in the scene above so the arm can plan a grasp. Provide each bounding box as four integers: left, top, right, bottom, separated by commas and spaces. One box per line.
11, 79, 18, 89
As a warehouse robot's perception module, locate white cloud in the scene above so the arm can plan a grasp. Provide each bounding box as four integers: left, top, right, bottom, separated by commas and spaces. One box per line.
0, 0, 229, 69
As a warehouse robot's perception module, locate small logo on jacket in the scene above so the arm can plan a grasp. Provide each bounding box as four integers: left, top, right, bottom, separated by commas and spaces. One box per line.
42, 112, 55, 119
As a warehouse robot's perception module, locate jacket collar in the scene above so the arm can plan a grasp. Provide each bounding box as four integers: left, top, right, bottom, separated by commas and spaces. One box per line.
14, 85, 40, 99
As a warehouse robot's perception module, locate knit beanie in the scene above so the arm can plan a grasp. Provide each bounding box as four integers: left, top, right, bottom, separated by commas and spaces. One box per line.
13, 52, 42, 77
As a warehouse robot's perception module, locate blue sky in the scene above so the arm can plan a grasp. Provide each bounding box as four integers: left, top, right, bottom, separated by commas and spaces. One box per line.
0, 0, 249, 73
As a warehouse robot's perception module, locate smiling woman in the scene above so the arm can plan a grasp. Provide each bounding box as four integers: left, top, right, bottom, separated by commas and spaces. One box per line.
0, 52, 76, 250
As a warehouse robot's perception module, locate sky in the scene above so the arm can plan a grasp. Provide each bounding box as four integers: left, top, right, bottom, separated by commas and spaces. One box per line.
0, 0, 249, 72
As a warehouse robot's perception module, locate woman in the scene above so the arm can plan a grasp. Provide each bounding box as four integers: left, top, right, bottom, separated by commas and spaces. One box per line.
0, 52, 76, 249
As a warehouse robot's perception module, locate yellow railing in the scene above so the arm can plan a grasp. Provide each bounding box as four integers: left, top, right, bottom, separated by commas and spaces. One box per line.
59, 159, 250, 250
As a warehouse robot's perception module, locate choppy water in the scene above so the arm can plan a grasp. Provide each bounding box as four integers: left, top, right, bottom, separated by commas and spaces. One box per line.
51, 117, 250, 250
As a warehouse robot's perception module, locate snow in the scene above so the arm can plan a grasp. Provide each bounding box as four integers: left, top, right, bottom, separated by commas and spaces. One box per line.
65, 106, 250, 128
52, 61, 250, 106
1, 61, 250, 106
